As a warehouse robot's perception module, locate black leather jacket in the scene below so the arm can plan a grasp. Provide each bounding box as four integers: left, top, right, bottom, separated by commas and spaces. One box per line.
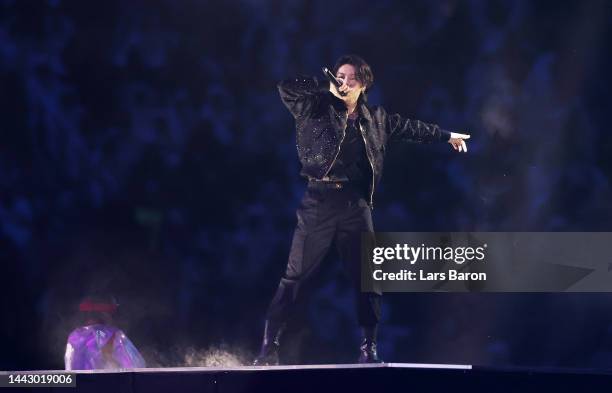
278, 76, 451, 209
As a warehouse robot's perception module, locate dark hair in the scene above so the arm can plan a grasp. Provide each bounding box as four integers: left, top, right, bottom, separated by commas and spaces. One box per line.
332, 54, 374, 98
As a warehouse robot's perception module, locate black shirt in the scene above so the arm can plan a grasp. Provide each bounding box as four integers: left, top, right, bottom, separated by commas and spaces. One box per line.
327, 115, 372, 196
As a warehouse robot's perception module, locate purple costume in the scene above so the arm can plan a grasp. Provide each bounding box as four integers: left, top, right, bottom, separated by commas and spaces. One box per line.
64, 324, 146, 370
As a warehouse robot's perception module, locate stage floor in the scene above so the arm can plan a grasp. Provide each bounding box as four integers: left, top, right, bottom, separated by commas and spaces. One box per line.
2, 362, 611, 392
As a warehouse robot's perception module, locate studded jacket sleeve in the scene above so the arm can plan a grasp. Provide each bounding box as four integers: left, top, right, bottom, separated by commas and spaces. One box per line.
277, 76, 328, 118
383, 107, 451, 144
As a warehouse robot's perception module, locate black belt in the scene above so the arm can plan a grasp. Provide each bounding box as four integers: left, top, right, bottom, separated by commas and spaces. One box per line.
307, 180, 347, 190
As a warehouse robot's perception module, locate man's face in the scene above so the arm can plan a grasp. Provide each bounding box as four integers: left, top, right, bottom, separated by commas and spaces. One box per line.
334, 64, 364, 102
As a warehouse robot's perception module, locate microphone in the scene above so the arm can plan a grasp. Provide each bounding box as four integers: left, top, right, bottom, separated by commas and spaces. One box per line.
322, 67, 347, 96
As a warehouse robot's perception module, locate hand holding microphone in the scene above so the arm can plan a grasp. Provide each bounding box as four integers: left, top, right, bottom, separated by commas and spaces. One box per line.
322, 67, 347, 97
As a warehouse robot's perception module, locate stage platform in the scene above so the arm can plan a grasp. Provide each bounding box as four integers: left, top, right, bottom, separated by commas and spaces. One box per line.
2, 363, 611, 392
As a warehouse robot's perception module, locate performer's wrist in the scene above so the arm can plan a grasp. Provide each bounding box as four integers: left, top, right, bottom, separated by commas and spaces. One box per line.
441, 129, 452, 142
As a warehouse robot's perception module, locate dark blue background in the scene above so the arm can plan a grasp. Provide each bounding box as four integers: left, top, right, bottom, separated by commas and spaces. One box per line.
1, 0, 612, 369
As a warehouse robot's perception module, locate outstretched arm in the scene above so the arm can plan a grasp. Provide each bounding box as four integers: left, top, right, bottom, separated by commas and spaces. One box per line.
385, 109, 470, 153
277, 76, 328, 118
386, 110, 450, 144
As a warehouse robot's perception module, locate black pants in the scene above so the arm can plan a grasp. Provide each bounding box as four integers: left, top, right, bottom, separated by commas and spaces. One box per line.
265, 183, 382, 331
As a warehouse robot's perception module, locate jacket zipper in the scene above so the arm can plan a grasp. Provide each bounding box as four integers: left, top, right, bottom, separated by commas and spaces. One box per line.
323, 113, 348, 178
358, 122, 375, 210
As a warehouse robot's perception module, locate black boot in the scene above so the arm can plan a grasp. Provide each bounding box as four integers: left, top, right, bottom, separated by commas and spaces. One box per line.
358, 325, 383, 363
253, 320, 285, 366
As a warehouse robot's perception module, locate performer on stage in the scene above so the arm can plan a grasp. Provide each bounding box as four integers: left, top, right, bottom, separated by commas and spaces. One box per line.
253, 54, 470, 365
65, 295, 146, 370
